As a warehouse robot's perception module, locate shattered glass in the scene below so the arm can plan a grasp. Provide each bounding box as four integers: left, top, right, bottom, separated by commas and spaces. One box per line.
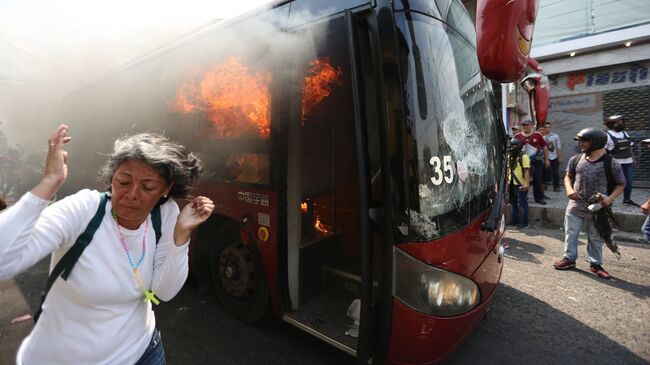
399, 13, 501, 241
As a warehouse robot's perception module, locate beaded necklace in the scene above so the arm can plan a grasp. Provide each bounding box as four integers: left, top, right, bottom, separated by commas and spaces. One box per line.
112, 209, 160, 305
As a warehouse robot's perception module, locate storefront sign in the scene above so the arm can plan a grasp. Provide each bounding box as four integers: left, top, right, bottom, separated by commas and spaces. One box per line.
550, 62, 649, 96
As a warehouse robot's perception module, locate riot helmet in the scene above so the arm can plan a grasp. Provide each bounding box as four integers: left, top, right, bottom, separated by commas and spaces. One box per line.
573, 127, 607, 154
604, 114, 625, 132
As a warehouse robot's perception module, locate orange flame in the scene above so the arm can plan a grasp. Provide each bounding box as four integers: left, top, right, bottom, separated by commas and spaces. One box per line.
314, 214, 331, 235
300, 202, 308, 213
301, 58, 343, 122
173, 56, 272, 138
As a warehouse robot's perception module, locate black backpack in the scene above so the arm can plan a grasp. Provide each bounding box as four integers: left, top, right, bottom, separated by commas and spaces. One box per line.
34, 192, 162, 322
569, 154, 615, 195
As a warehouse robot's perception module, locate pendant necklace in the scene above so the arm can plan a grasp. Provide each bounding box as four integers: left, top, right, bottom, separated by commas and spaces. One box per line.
112, 209, 160, 305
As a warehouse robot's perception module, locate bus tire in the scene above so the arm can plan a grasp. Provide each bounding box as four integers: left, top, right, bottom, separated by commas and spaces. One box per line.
210, 221, 270, 323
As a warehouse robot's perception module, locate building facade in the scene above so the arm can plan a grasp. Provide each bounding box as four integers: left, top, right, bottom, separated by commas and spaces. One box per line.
532, 1, 650, 187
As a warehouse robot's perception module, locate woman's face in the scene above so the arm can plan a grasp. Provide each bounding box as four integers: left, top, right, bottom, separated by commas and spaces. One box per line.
111, 159, 171, 229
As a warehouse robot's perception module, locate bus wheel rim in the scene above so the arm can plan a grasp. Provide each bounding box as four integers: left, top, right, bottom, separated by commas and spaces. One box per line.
218, 243, 256, 299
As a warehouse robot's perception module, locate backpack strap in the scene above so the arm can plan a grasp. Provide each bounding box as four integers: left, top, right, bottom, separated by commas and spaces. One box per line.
35, 193, 164, 323
35, 192, 109, 322
569, 154, 582, 186
511, 153, 525, 186
151, 202, 162, 243
605, 131, 617, 155
603, 154, 615, 195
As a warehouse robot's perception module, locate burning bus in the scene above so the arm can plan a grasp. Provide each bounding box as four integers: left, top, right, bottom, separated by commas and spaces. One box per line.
60, 0, 540, 363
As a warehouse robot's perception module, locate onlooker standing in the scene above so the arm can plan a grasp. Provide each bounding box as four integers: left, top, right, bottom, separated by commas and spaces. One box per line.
543, 122, 562, 192
507, 138, 530, 229
511, 124, 520, 137
515, 120, 550, 205
553, 128, 626, 279
604, 115, 639, 206
537, 125, 550, 199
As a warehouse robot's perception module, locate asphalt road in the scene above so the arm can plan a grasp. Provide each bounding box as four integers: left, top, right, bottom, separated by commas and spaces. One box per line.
1, 227, 649, 364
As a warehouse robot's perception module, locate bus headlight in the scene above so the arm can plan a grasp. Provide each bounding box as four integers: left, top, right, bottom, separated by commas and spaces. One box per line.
393, 247, 481, 317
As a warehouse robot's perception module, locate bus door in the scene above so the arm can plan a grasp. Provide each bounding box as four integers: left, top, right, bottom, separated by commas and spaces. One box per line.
282, 9, 383, 362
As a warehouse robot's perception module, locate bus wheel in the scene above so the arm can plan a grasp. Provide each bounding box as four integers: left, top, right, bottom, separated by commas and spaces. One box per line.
210, 222, 269, 323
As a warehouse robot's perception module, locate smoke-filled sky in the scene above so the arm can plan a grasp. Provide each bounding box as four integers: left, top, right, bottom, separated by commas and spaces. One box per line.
0, 0, 273, 82
0, 0, 272, 144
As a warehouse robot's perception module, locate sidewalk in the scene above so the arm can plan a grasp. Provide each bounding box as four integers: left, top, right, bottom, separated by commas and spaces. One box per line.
523, 185, 649, 234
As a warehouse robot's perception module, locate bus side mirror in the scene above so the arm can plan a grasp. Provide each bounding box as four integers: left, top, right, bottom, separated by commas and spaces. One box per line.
476, 0, 539, 82
520, 73, 549, 127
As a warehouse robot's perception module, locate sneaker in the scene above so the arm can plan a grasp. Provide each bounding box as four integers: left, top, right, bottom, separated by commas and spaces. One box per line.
623, 200, 641, 207
553, 258, 576, 270
589, 264, 611, 279
518, 224, 530, 230
535, 200, 547, 205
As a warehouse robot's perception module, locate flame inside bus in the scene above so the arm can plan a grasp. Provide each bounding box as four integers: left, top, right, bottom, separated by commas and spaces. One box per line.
173, 56, 272, 138
173, 56, 343, 136
301, 199, 332, 236
301, 58, 343, 123
314, 214, 331, 235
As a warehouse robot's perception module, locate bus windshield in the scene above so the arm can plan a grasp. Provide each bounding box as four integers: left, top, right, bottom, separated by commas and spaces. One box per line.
396, 7, 502, 241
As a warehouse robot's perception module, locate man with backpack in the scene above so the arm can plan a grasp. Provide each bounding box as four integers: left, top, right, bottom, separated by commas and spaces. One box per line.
553, 128, 626, 279
507, 138, 530, 229
604, 115, 639, 207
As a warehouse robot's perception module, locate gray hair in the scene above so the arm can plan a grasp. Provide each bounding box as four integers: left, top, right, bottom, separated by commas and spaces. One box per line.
99, 133, 203, 199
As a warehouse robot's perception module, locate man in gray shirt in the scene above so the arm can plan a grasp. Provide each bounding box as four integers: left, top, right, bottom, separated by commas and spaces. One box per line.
553, 128, 625, 279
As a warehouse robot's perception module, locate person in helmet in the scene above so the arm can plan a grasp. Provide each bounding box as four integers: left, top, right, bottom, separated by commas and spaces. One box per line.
604, 115, 639, 207
553, 128, 626, 279
507, 138, 531, 229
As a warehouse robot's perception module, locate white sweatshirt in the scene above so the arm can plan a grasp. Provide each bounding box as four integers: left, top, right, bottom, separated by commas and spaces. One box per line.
0, 189, 189, 365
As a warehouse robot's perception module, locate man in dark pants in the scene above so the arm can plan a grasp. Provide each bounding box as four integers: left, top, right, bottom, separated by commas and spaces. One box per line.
515, 119, 550, 204
604, 115, 639, 206
507, 138, 531, 229
543, 122, 562, 191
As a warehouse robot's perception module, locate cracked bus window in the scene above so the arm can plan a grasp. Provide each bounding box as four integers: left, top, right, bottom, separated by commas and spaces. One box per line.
396, 11, 502, 241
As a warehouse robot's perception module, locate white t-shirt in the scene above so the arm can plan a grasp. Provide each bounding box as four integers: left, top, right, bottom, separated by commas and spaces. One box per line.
605, 130, 634, 165
0, 189, 189, 365
544, 132, 562, 161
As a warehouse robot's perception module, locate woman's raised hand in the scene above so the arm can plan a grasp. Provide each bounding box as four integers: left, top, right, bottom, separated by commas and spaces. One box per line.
174, 196, 215, 246
31, 125, 71, 200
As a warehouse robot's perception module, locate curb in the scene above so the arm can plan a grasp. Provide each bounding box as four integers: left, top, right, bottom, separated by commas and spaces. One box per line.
526, 205, 646, 233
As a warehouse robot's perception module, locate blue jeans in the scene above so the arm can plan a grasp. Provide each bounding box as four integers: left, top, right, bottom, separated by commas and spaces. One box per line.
135, 329, 166, 365
564, 213, 603, 265
510, 189, 529, 227
621, 163, 633, 201
642, 215, 650, 242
